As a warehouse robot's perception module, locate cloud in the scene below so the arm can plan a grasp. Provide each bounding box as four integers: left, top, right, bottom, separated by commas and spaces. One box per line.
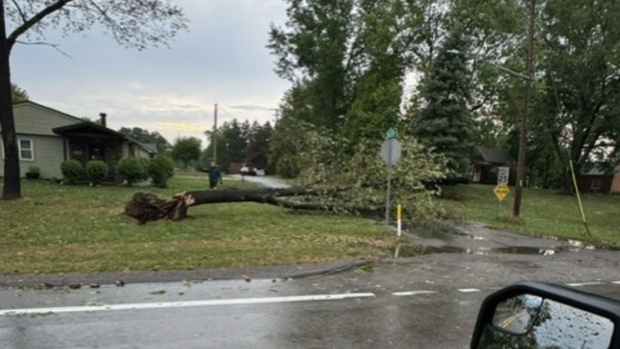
10, 0, 290, 146
228, 105, 276, 112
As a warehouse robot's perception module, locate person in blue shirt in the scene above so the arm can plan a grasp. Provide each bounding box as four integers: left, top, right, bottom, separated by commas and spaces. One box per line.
208, 163, 222, 189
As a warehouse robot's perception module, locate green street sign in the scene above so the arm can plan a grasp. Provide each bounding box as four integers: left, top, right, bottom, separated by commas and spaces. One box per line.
386, 128, 398, 139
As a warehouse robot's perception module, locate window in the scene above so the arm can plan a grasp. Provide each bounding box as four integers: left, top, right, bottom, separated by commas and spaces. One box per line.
591, 179, 602, 191
18, 139, 34, 161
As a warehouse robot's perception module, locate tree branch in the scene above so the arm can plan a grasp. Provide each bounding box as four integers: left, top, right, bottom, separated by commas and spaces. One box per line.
469, 93, 491, 113
15, 40, 72, 58
10, 0, 27, 23
7, 0, 74, 53
85, 0, 125, 43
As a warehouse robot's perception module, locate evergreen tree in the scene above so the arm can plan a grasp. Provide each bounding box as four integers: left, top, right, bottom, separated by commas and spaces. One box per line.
246, 121, 274, 170
409, 28, 474, 177
201, 120, 247, 172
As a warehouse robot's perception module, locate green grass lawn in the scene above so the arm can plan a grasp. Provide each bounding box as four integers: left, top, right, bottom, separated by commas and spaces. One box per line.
441, 184, 620, 246
0, 177, 399, 275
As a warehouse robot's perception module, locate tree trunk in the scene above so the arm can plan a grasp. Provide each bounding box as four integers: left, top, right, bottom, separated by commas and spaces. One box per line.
0, 0, 21, 200
124, 188, 319, 224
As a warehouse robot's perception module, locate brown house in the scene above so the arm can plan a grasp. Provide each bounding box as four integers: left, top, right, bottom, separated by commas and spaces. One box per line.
577, 165, 620, 194
471, 147, 515, 185
612, 170, 620, 194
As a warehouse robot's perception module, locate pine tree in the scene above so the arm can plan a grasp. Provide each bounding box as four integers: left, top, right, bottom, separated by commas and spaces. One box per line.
410, 28, 474, 178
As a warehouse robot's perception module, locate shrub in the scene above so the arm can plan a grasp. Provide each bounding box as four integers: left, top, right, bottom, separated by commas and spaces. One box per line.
117, 157, 148, 186
147, 155, 175, 188
61, 160, 84, 184
86, 160, 109, 185
26, 165, 40, 179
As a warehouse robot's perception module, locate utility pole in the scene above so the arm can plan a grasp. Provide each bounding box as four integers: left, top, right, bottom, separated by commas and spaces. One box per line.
212, 103, 218, 165
513, 0, 536, 218
274, 108, 280, 124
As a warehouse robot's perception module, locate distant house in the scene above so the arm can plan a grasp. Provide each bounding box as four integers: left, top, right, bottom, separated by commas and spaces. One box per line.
471, 146, 514, 185
0, 100, 154, 180
612, 167, 620, 194
577, 164, 620, 194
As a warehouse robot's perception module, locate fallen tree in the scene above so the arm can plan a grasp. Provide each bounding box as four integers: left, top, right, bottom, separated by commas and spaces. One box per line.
124, 187, 328, 224
125, 124, 449, 224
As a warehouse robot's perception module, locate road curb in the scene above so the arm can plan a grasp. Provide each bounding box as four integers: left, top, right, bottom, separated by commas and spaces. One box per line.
0, 258, 370, 288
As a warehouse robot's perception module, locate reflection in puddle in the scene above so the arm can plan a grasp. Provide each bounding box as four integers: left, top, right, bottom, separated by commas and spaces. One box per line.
491, 247, 549, 255
403, 222, 467, 241
393, 244, 467, 257
393, 244, 598, 258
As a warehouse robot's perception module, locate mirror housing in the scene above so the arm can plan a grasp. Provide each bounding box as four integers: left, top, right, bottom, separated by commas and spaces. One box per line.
471, 281, 620, 349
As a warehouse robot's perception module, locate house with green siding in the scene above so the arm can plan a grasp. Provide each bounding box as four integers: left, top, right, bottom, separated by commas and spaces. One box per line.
0, 100, 154, 180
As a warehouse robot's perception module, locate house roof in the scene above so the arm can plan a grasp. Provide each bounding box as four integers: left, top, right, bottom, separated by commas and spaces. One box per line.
141, 143, 158, 154
53, 121, 127, 139
53, 122, 156, 154
13, 100, 85, 123
580, 162, 620, 176
474, 147, 512, 165
13, 100, 155, 154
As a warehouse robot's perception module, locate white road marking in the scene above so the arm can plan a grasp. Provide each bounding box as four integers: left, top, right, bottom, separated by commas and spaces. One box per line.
393, 290, 437, 296
566, 282, 605, 287
0, 292, 376, 316
458, 288, 480, 293
611, 281, 620, 285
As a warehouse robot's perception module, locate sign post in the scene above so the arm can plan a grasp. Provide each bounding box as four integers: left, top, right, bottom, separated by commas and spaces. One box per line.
381, 128, 401, 226
494, 167, 511, 217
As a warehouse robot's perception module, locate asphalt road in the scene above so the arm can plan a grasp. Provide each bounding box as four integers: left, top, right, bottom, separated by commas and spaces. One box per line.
3, 249, 620, 349
228, 174, 290, 189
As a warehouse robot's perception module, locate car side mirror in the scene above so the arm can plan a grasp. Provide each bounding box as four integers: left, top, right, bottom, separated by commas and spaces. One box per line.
471, 281, 620, 349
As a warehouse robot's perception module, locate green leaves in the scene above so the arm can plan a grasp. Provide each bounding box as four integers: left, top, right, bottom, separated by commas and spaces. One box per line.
283, 121, 447, 219
171, 137, 202, 171
535, 0, 620, 185
11, 83, 28, 103
409, 27, 474, 176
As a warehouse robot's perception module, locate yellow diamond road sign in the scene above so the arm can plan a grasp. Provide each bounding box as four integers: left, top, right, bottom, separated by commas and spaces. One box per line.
494, 184, 510, 202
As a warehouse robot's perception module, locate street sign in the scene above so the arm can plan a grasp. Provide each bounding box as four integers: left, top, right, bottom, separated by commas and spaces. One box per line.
497, 166, 510, 185
494, 184, 510, 202
381, 138, 402, 166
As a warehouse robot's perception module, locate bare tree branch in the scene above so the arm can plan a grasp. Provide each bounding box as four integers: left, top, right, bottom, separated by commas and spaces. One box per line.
85, 0, 125, 43
15, 40, 72, 58
10, 0, 27, 23
7, 0, 73, 53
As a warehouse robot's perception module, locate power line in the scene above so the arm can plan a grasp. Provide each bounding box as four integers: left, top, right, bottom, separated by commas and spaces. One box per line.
219, 107, 237, 120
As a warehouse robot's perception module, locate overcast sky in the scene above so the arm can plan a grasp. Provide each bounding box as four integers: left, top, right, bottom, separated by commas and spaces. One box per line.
10, 0, 290, 146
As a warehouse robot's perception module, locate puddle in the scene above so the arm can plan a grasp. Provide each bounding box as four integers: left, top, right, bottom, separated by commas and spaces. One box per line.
491, 247, 549, 255
393, 244, 596, 258
394, 244, 468, 257
403, 221, 468, 242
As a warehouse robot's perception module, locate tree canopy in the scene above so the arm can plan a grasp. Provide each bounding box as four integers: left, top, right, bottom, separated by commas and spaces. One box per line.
10, 83, 27, 103
409, 27, 474, 177
268, 0, 620, 202
118, 127, 171, 154
171, 136, 201, 171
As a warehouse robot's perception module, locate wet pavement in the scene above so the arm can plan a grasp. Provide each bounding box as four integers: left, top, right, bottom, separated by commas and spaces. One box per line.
3, 250, 620, 348
399, 220, 597, 258
228, 174, 291, 189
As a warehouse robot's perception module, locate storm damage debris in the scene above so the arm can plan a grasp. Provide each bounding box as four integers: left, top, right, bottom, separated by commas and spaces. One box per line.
124, 188, 319, 224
